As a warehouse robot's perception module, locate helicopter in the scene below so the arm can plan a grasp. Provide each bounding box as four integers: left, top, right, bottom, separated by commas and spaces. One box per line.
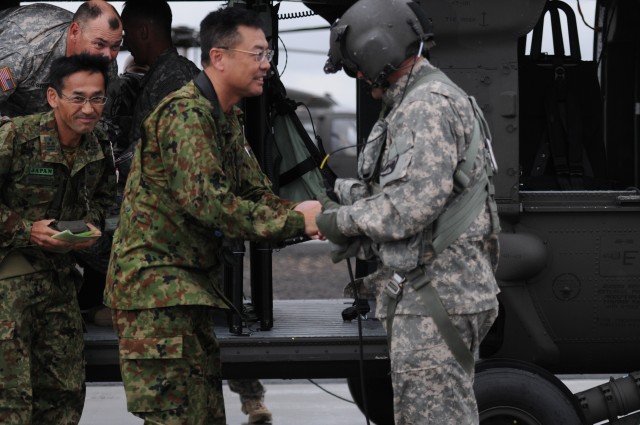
2, 1, 639, 423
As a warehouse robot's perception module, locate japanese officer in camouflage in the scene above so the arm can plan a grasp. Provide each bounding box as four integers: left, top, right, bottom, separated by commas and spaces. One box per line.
0, 1, 122, 118
0, 54, 116, 425
105, 6, 322, 425
0, 2, 122, 315
319, 1, 501, 424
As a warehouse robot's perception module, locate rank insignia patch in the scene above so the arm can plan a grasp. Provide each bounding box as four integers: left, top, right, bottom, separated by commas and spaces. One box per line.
0, 67, 16, 92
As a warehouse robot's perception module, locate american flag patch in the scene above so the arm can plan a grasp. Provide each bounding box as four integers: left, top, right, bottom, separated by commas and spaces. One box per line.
0, 67, 16, 92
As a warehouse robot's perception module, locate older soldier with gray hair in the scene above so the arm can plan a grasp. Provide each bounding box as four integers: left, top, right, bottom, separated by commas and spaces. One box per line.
0, 0, 122, 117
319, 0, 501, 424
0, 54, 116, 424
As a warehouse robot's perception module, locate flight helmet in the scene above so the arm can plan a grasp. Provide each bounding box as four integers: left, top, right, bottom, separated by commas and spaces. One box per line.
324, 0, 434, 88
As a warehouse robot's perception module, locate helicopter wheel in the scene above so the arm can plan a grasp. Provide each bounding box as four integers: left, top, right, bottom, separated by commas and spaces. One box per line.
474, 360, 584, 425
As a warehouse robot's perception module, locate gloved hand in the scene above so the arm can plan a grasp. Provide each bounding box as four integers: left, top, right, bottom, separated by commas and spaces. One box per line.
316, 211, 349, 245
316, 192, 341, 211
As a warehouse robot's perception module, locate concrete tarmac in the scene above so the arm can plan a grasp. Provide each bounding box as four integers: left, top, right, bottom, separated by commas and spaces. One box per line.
79, 377, 610, 425
80, 379, 363, 425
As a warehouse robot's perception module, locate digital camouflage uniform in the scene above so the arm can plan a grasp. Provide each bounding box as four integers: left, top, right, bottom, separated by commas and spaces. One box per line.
0, 4, 119, 118
324, 60, 500, 425
0, 111, 116, 424
105, 77, 306, 424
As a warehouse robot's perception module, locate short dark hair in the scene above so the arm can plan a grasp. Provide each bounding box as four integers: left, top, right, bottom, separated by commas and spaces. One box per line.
48, 54, 110, 94
122, 0, 172, 36
74, 0, 121, 31
199, 7, 265, 66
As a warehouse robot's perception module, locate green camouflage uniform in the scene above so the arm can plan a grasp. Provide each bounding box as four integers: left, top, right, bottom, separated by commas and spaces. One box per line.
78, 47, 200, 308
227, 379, 265, 404
0, 111, 116, 424
320, 60, 500, 425
105, 78, 305, 424
0, 4, 119, 118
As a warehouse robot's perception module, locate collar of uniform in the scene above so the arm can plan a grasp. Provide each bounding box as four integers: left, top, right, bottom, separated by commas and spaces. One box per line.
194, 71, 221, 120
382, 59, 435, 108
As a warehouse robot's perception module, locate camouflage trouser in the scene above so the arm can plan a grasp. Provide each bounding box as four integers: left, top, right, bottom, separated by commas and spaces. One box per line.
0, 267, 85, 424
227, 379, 266, 403
386, 308, 498, 425
113, 306, 226, 425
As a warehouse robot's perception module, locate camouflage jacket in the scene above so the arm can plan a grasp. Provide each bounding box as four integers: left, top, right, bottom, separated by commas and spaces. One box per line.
105, 79, 305, 310
0, 111, 117, 267
335, 60, 500, 314
0, 4, 118, 117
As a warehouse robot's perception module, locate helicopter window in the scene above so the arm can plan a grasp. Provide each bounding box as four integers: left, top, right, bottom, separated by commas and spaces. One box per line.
518, 0, 608, 191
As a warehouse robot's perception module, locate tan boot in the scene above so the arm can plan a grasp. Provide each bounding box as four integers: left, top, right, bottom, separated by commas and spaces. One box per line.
241, 398, 272, 424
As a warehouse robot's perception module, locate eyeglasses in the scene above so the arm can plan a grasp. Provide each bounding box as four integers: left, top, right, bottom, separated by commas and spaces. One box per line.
218, 47, 274, 63
59, 93, 108, 106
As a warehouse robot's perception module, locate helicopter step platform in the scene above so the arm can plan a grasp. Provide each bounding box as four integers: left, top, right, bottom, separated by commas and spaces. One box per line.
84, 299, 390, 382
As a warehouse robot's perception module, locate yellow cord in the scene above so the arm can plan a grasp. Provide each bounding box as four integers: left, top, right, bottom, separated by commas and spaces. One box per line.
320, 154, 330, 170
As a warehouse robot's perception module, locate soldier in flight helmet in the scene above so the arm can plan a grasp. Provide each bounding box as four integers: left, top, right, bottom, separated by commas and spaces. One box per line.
324, 0, 435, 88
317, 1, 501, 424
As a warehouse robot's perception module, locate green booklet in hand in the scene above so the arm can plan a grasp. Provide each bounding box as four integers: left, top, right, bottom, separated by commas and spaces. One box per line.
52, 229, 100, 243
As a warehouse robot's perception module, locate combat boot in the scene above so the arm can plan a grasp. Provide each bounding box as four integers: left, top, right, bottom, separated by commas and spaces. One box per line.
241, 398, 272, 424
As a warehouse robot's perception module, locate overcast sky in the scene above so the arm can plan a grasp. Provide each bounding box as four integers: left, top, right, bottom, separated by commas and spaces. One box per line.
45, 0, 597, 112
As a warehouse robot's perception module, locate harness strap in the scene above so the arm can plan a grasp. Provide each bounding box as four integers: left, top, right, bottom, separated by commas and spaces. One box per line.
406, 69, 499, 257
432, 173, 489, 256
278, 157, 317, 187
386, 267, 475, 375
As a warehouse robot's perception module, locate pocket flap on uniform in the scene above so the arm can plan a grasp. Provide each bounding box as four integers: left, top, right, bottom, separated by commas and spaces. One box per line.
0, 251, 39, 280
0, 321, 15, 340
119, 336, 183, 360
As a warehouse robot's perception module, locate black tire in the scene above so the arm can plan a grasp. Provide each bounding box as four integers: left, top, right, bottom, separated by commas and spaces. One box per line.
347, 374, 394, 425
474, 364, 583, 425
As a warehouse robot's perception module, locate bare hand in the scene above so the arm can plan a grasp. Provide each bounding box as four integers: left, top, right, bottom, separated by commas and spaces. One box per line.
30, 220, 101, 252
30, 219, 74, 252
294, 200, 322, 239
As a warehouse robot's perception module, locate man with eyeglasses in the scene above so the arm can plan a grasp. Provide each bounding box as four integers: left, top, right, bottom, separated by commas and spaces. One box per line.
0, 53, 116, 424
116, 2, 274, 423
105, 6, 321, 424
0, 0, 122, 117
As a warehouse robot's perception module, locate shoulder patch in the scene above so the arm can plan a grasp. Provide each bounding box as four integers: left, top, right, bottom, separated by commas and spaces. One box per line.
0, 67, 16, 92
